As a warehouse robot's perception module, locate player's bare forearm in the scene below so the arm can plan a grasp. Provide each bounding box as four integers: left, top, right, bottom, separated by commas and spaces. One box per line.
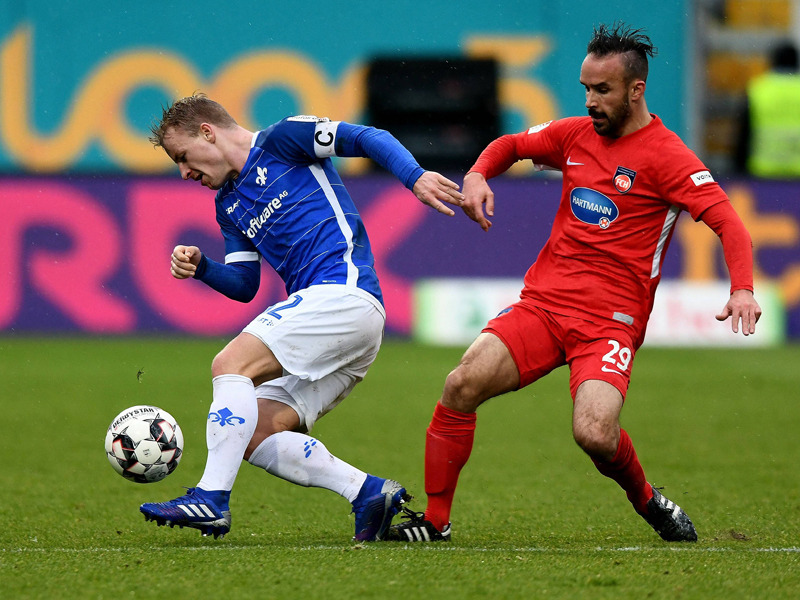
461, 171, 494, 231
171, 245, 202, 279
412, 171, 464, 216
715, 288, 761, 335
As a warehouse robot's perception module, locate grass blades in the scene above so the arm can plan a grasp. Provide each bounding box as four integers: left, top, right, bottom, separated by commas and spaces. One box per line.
0, 338, 798, 598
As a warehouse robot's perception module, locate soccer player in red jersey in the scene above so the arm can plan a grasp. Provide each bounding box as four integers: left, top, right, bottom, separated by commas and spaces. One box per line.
386, 22, 762, 543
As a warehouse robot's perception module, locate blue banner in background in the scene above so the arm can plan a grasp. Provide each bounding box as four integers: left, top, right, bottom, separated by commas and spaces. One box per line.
0, 0, 689, 174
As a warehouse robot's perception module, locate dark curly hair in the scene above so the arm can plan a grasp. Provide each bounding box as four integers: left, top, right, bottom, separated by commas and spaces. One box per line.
587, 22, 657, 82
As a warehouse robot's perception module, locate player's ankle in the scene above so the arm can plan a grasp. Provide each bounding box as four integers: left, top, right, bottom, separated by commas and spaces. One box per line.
424, 512, 448, 532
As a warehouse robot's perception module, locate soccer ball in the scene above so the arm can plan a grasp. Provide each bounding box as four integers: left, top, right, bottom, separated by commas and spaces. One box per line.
105, 405, 184, 483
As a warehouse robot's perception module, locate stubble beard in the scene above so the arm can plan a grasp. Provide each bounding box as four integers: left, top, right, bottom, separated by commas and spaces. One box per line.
591, 98, 632, 138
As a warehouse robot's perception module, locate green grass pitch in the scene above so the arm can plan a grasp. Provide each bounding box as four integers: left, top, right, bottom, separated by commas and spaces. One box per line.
1, 337, 798, 598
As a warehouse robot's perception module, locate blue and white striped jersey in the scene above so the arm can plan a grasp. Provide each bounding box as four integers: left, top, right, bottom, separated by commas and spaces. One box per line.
212, 117, 425, 307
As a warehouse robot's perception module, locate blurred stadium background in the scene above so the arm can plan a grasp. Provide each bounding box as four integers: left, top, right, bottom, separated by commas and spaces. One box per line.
1, 0, 798, 347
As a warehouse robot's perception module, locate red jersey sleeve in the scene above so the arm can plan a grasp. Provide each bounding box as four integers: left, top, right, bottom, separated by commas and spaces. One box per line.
653, 130, 753, 293
698, 201, 754, 293
654, 132, 729, 220
469, 119, 571, 179
468, 134, 522, 179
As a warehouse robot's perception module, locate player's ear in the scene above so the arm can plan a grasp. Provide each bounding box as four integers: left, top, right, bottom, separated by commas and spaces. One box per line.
200, 123, 215, 143
631, 79, 646, 101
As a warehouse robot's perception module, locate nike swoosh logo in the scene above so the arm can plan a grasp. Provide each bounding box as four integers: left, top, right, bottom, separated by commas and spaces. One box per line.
566, 156, 584, 166
601, 365, 623, 375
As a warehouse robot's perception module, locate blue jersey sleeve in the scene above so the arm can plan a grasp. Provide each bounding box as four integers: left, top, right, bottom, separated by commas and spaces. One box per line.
193, 195, 262, 302
264, 117, 425, 190
333, 121, 426, 190
194, 254, 261, 303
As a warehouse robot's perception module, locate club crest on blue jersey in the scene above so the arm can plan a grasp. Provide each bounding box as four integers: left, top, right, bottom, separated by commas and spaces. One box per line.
613, 166, 637, 194
570, 187, 619, 229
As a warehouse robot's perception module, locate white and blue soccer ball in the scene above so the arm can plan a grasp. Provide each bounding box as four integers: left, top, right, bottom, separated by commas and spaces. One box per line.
105, 405, 184, 483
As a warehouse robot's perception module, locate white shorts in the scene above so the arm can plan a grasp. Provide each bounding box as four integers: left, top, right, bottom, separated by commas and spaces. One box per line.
242, 285, 385, 431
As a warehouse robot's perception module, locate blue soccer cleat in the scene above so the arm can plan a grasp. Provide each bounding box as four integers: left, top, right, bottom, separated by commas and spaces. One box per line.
352, 476, 411, 541
140, 487, 232, 539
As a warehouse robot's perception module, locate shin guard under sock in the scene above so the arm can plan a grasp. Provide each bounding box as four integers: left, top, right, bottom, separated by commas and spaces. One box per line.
424, 402, 477, 531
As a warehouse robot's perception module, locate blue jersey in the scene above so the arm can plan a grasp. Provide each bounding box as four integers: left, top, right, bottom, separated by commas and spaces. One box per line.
211, 117, 425, 307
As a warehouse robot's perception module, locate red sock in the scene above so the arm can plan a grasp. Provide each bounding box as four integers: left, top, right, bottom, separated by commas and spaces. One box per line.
423, 403, 477, 531
591, 429, 653, 513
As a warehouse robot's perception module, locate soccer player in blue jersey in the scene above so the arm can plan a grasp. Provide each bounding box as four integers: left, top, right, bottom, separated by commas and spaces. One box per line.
139, 93, 464, 540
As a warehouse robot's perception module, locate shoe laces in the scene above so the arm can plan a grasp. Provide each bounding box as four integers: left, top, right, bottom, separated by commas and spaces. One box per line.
396, 506, 426, 524
161, 487, 202, 507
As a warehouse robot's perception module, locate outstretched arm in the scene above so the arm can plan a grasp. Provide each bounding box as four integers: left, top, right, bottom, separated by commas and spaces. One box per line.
699, 202, 762, 335
336, 123, 464, 214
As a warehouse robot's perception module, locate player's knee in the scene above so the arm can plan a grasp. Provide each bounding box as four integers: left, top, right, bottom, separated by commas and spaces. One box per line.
243, 421, 293, 460
211, 349, 244, 379
441, 366, 483, 412
573, 423, 616, 461
243, 432, 267, 461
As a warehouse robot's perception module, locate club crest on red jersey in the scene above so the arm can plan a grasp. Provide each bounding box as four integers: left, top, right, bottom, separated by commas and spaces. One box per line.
613, 166, 637, 194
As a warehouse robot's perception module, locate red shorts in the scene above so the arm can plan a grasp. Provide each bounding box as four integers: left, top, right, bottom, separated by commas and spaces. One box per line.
483, 300, 638, 400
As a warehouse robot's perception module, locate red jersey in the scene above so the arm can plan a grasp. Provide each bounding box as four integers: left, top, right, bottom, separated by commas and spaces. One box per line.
471, 115, 731, 342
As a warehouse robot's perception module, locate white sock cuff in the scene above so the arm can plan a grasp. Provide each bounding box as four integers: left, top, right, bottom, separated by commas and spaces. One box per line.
212, 373, 255, 388
247, 436, 275, 468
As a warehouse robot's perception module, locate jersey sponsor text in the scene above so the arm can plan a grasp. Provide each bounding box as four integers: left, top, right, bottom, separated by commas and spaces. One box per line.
690, 170, 714, 186
242, 191, 288, 238
570, 187, 620, 228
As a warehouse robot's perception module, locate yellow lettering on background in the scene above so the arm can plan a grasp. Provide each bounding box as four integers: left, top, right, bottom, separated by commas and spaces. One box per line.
208, 54, 368, 175
1, 25, 560, 174
467, 36, 552, 68
466, 36, 558, 175
209, 53, 334, 127
1, 26, 198, 172
677, 184, 800, 307
330, 63, 371, 175
1, 27, 93, 170
675, 215, 718, 281
728, 185, 800, 307
0, 25, 361, 172
727, 186, 798, 280
95, 53, 202, 171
